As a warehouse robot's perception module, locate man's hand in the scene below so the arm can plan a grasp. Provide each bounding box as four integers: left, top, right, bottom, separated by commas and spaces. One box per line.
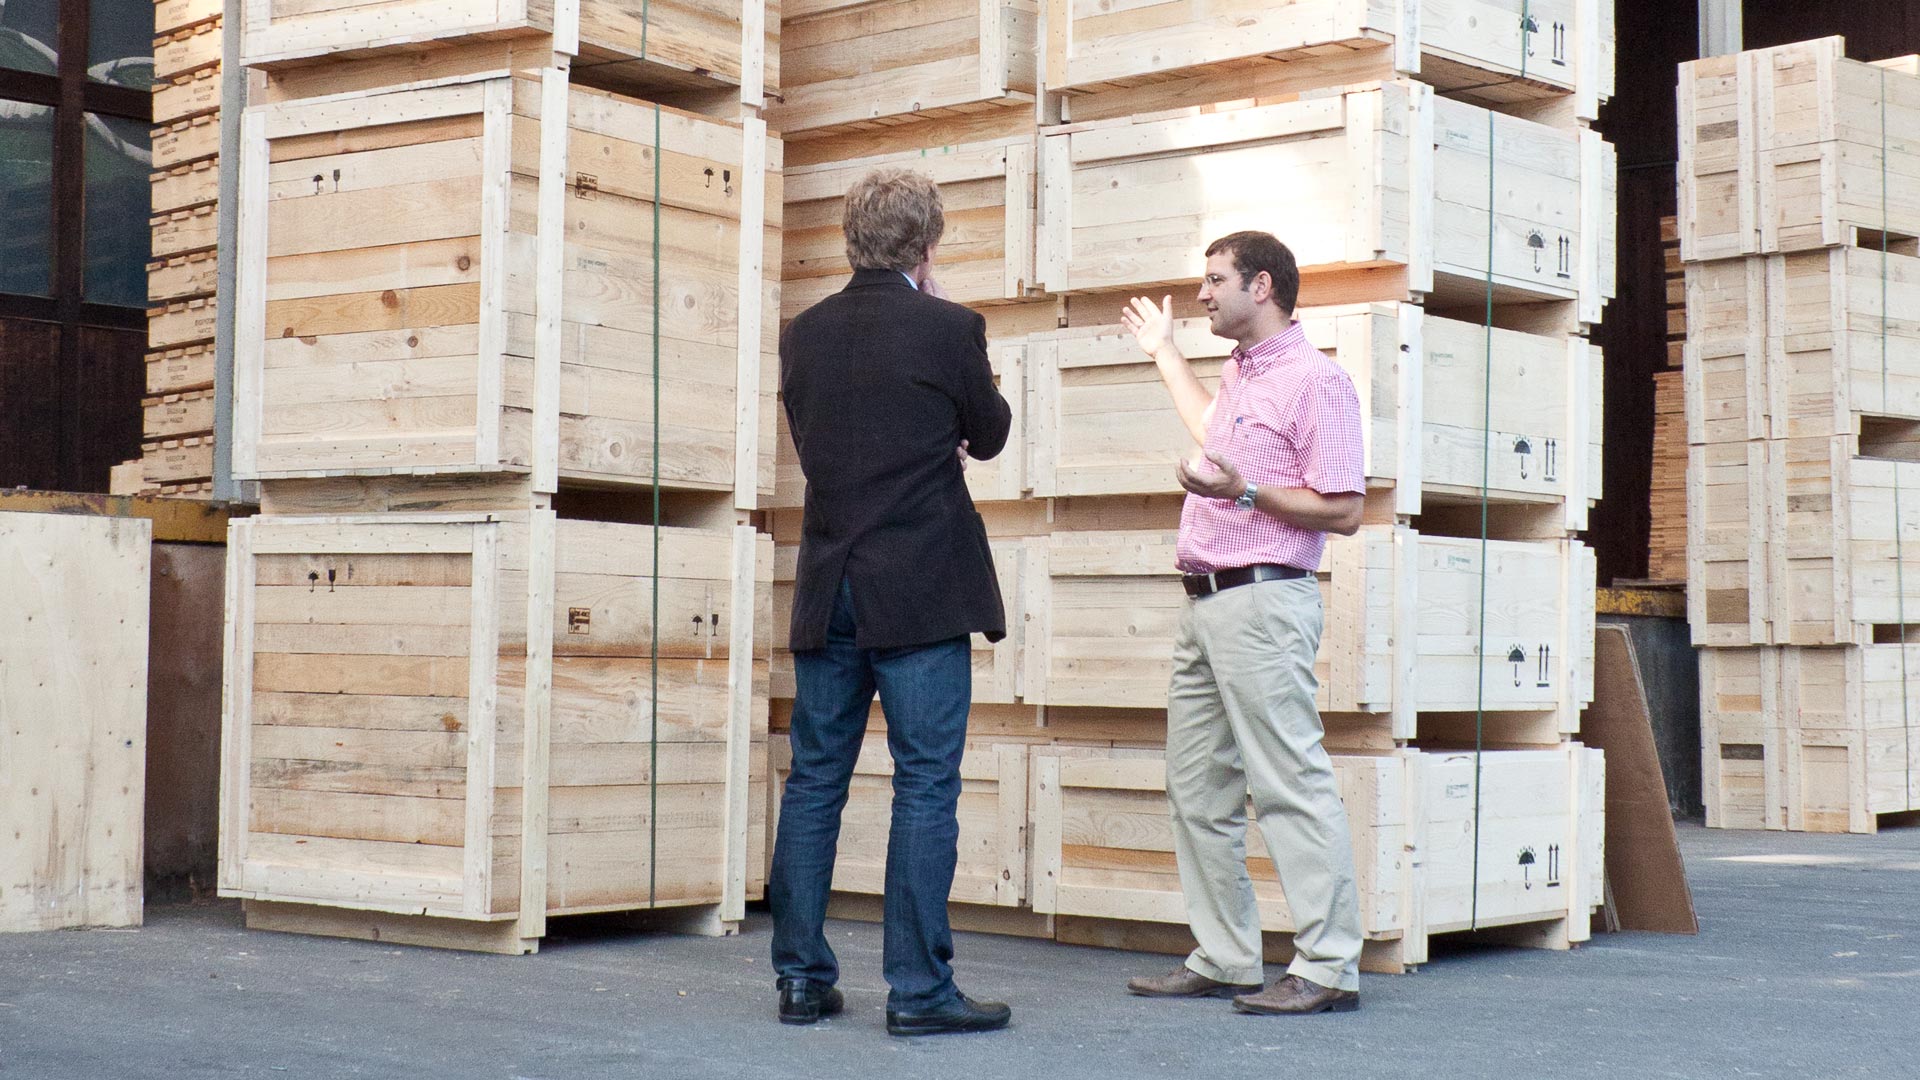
957, 439, 970, 471
921, 273, 951, 301
1121, 294, 1177, 358
1175, 450, 1245, 500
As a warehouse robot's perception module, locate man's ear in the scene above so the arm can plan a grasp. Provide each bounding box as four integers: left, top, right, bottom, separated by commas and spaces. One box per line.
1251, 270, 1272, 302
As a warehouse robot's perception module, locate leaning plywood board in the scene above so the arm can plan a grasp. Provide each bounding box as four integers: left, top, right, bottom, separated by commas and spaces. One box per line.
0, 512, 151, 933
769, 736, 1029, 906
1037, 81, 1616, 323
1023, 526, 1595, 737
767, 0, 1038, 137
238, 0, 776, 97
1684, 248, 1920, 445
782, 133, 1038, 311
236, 74, 781, 502
1027, 304, 1602, 527
220, 513, 771, 951
770, 536, 1032, 705
1679, 38, 1920, 259
770, 340, 1029, 508
1047, 0, 1613, 120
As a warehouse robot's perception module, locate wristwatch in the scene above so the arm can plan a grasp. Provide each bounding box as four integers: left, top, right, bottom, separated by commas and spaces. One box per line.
1234, 483, 1259, 511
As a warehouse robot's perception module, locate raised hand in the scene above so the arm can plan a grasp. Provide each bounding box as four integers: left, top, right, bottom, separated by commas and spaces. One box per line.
1120, 294, 1176, 358
921, 273, 951, 301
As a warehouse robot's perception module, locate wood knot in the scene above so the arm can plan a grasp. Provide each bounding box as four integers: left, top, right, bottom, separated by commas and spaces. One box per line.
380, 290, 399, 308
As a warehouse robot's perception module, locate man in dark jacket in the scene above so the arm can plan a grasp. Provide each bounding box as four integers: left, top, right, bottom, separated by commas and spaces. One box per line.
769, 167, 1014, 1037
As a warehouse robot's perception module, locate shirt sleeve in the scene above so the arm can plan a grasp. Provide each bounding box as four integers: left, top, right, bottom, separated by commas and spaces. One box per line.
1295, 370, 1366, 496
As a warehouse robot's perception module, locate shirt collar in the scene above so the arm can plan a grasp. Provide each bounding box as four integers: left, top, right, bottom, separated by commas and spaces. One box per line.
1230, 322, 1305, 377
900, 271, 920, 290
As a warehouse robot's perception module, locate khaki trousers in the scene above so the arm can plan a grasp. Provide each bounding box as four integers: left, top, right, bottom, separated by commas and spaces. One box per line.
1165, 575, 1364, 991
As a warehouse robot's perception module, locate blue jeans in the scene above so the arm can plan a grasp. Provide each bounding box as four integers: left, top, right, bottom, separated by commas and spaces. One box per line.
769, 578, 972, 1012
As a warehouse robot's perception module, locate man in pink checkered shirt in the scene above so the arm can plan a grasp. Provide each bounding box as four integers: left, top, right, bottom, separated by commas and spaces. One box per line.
1119, 231, 1368, 1017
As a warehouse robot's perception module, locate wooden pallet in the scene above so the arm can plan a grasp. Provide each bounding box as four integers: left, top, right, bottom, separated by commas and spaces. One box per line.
220, 513, 771, 951
144, 389, 218, 441
1701, 644, 1920, 833
0, 512, 151, 932
149, 295, 218, 351
1046, 0, 1613, 122
766, 0, 1038, 138
782, 131, 1038, 311
154, 113, 220, 170
152, 157, 221, 217
237, 0, 775, 100
1679, 37, 1920, 261
147, 342, 218, 395
155, 64, 224, 126
234, 71, 779, 500
143, 434, 217, 486
1035, 81, 1616, 323
156, 17, 223, 83
1648, 369, 1688, 582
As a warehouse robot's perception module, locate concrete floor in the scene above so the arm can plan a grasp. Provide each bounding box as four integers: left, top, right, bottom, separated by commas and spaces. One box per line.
3, 822, 1916, 1080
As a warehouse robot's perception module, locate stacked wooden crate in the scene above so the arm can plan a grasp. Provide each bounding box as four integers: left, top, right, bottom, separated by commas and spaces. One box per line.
139, 1, 228, 497
764, 2, 1616, 971
216, 3, 785, 952
1680, 37, 1920, 833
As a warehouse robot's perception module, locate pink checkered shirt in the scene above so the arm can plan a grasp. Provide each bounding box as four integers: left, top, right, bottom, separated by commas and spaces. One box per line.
1175, 322, 1366, 574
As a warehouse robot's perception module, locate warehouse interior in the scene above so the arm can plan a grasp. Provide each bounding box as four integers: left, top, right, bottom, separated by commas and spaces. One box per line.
4, 0, 1920, 1075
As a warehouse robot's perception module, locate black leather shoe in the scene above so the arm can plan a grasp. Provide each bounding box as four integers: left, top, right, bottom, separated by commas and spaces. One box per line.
885, 993, 1012, 1037
777, 979, 844, 1025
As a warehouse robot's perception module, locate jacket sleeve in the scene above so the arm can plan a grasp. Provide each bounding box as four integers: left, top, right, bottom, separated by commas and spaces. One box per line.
954, 311, 1013, 461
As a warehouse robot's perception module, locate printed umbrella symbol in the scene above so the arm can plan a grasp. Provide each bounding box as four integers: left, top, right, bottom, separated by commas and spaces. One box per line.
1518, 846, 1537, 889
1508, 645, 1527, 686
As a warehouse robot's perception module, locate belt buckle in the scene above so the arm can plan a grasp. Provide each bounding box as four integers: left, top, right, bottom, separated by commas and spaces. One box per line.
1204, 571, 1219, 596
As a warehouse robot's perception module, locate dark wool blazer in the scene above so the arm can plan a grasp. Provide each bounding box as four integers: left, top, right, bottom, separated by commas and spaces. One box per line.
781, 268, 1013, 651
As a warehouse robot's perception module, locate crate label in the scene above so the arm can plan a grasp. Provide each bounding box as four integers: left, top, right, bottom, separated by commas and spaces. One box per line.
568, 607, 592, 634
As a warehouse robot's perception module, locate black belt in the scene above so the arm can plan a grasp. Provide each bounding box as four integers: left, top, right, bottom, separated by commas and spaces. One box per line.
1182, 564, 1310, 598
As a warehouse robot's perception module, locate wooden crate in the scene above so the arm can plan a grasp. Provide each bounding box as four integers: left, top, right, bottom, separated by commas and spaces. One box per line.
1690, 433, 1920, 647
145, 389, 218, 441
770, 338, 1029, 509
238, 0, 775, 99
149, 295, 218, 350
235, 72, 780, 500
1037, 82, 1616, 324
782, 133, 1037, 312
770, 534, 1034, 705
1685, 247, 1920, 445
220, 513, 773, 952
1025, 303, 1602, 527
1046, 0, 1613, 121
1029, 744, 1603, 972
150, 248, 220, 303
1679, 38, 1920, 260
766, 0, 1038, 137
152, 157, 221, 216
155, 64, 224, 126
769, 735, 1030, 907
1700, 644, 1920, 833
154, 113, 220, 170
1023, 526, 1596, 739
148, 342, 218, 395
152, 203, 219, 260
0, 512, 150, 933
156, 17, 222, 82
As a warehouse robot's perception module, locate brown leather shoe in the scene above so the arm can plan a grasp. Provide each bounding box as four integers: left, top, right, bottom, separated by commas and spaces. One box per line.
1231, 974, 1359, 1015
1126, 967, 1262, 998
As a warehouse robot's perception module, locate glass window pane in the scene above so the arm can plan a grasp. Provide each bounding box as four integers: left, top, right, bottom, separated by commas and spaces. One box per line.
0, 99, 54, 296
91, 0, 154, 90
85, 112, 152, 308
0, 0, 58, 75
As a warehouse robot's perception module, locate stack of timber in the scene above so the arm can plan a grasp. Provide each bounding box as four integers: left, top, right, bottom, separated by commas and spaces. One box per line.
217, 4, 786, 952
762, 1, 1615, 969
1679, 37, 1920, 832
1646, 216, 1688, 583
138, 2, 229, 497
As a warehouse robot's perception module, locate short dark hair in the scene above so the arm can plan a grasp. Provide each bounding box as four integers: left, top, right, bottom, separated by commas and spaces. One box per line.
1205, 231, 1299, 314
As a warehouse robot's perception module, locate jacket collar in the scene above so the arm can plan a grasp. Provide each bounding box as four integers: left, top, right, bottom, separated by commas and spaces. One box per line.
843, 267, 918, 292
